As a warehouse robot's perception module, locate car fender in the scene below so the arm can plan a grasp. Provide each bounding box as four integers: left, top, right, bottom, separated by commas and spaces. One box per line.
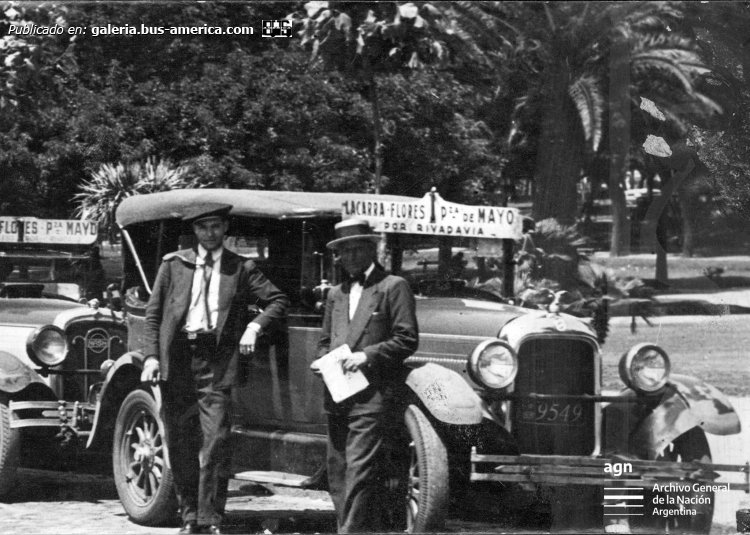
405, 363, 485, 425
608, 373, 740, 460
86, 350, 149, 449
0, 350, 47, 394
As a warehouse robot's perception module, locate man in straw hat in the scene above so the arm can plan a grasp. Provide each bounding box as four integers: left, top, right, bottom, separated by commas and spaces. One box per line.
314, 218, 418, 533
142, 203, 288, 534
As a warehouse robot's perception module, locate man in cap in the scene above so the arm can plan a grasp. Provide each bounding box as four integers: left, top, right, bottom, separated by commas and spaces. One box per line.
314, 218, 418, 533
142, 203, 288, 534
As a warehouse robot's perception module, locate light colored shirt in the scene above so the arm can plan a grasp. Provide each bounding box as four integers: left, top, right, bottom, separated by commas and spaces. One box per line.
349, 263, 375, 321
184, 245, 222, 332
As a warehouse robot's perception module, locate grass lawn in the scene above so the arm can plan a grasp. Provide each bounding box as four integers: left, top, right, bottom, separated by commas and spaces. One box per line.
601, 316, 750, 397
591, 252, 750, 290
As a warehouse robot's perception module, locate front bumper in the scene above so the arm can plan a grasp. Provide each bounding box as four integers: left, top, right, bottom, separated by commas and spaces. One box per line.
470, 450, 750, 492
9, 400, 95, 438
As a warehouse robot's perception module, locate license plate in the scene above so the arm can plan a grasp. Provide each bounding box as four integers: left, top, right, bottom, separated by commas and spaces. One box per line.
518, 400, 585, 425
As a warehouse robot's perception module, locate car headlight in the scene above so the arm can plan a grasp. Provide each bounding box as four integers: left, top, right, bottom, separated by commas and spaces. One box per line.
468, 339, 518, 389
26, 325, 68, 367
619, 343, 670, 393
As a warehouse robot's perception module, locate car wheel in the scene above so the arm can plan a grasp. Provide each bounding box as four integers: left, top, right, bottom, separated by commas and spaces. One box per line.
404, 404, 449, 532
636, 427, 714, 534
0, 394, 20, 499
113, 389, 176, 525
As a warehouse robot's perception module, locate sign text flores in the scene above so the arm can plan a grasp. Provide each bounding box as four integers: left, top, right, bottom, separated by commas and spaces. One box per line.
0, 217, 98, 245
342, 191, 522, 240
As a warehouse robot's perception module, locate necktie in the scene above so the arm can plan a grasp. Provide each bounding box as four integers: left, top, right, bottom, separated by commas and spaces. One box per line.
202, 253, 214, 330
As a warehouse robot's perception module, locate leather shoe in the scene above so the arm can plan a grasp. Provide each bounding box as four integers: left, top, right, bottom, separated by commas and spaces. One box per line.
178, 521, 199, 534
203, 526, 222, 535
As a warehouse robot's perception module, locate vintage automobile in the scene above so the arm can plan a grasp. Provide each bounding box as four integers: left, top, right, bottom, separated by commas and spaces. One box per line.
2, 192, 747, 534
0, 217, 126, 496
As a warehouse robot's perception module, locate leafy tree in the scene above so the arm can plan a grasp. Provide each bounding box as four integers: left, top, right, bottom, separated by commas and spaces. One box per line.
682, 2, 750, 228
0, 3, 78, 216
292, 1, 503, 199
0, 3, 381, 215
376, 70, 504, 201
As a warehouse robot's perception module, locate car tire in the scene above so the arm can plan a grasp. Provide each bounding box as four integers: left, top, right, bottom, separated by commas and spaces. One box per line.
113, 389, 177, 526
636, 427, 714, 534
404, 404, 449, 532
0, 394, 20, 499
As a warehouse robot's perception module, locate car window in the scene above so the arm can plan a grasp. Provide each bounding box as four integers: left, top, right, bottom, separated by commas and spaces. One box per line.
0, 255, 103, 301
223, 235, 268, 261
396, 236, 508, 301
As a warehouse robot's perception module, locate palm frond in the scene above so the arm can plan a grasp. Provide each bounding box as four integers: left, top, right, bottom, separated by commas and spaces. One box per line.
630, 32, 697, 53
74, 158, 204, 240
451, 1, 521, 36
568, 75, 604, 152
435, 2, 516, 66
630, 49, 702, 96
624, 2, 683, 31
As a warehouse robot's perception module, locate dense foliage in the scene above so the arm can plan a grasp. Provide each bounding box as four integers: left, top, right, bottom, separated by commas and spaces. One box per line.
0, 1, 748, 260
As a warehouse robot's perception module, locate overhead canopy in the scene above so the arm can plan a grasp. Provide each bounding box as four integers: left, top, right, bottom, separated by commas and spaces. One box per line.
116, 189, 419, 228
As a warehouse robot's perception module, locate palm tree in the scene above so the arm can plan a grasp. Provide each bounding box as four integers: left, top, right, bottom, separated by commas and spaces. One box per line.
448, 2, 724, 253
74, 157, 204, 242
295, 2, 725, 258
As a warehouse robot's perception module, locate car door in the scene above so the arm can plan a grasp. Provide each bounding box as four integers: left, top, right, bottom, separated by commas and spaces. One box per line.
231, 219, 331, 434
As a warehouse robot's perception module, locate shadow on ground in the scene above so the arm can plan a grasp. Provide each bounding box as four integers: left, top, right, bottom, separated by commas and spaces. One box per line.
10, 468, 118, 503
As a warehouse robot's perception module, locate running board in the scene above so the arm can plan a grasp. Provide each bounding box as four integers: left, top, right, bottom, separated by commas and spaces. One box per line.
233, 471, 310, 487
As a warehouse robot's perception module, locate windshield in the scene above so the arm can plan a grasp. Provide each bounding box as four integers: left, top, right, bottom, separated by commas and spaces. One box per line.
0, 248, 105, 301
382, 235, 512, 302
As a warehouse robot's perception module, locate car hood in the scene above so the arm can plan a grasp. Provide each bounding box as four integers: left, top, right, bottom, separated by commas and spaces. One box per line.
416, 297, 526, 338
0, 298, 86, 326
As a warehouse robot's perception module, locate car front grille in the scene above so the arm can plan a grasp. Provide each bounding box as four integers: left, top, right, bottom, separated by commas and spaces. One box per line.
63, 323, 127, 401
511, 337, 597, 455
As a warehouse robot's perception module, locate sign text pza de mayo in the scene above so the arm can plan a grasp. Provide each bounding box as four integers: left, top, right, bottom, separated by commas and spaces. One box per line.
342, 191, 522, 240
0, 217, 98, 245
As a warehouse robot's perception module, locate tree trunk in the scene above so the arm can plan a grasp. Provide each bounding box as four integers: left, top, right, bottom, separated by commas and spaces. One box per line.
643, 160, 695, 286
655, 208, 669, 285
367, 69, 388, 266
370, 73, 383, 196
438, 237, 452, 279
532, 53, 583, 225
678, 184, 695, 257
608, 34, 631, 257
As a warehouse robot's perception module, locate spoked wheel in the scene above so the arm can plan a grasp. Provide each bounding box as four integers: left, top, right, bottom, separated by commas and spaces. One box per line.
113, 389, 176, 526
635, 427, 714, 534
404, 404, 449, 532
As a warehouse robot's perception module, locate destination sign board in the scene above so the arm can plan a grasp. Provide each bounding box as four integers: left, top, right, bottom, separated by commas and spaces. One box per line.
342, 191, 522, 240
0, 217, 98, 245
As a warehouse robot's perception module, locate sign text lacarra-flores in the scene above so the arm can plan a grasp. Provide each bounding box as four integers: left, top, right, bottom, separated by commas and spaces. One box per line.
341, 191, 522, 240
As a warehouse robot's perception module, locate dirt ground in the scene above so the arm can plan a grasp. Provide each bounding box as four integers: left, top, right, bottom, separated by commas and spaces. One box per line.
0, 469, 336, 535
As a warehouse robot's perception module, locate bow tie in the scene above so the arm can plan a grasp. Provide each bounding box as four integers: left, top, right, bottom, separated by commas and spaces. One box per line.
348, 272, 367, 286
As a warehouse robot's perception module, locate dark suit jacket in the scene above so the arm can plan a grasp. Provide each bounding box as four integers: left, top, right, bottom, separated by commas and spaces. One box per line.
144, 247, 288, 388
317, 266, 418, 415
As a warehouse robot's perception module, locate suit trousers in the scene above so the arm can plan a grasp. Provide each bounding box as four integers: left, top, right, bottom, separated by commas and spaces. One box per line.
162, 336, 232, 526
326, 410, 394, 533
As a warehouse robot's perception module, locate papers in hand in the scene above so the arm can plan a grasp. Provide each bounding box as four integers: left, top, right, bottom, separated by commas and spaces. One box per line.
312, 344, 369, 403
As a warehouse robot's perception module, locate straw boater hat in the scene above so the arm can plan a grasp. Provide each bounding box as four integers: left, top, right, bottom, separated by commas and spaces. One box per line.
326, 219, 380, 249
180, 203, 233, 225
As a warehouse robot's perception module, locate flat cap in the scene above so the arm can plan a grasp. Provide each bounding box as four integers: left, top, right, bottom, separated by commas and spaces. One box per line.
181, 203, 232, 224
